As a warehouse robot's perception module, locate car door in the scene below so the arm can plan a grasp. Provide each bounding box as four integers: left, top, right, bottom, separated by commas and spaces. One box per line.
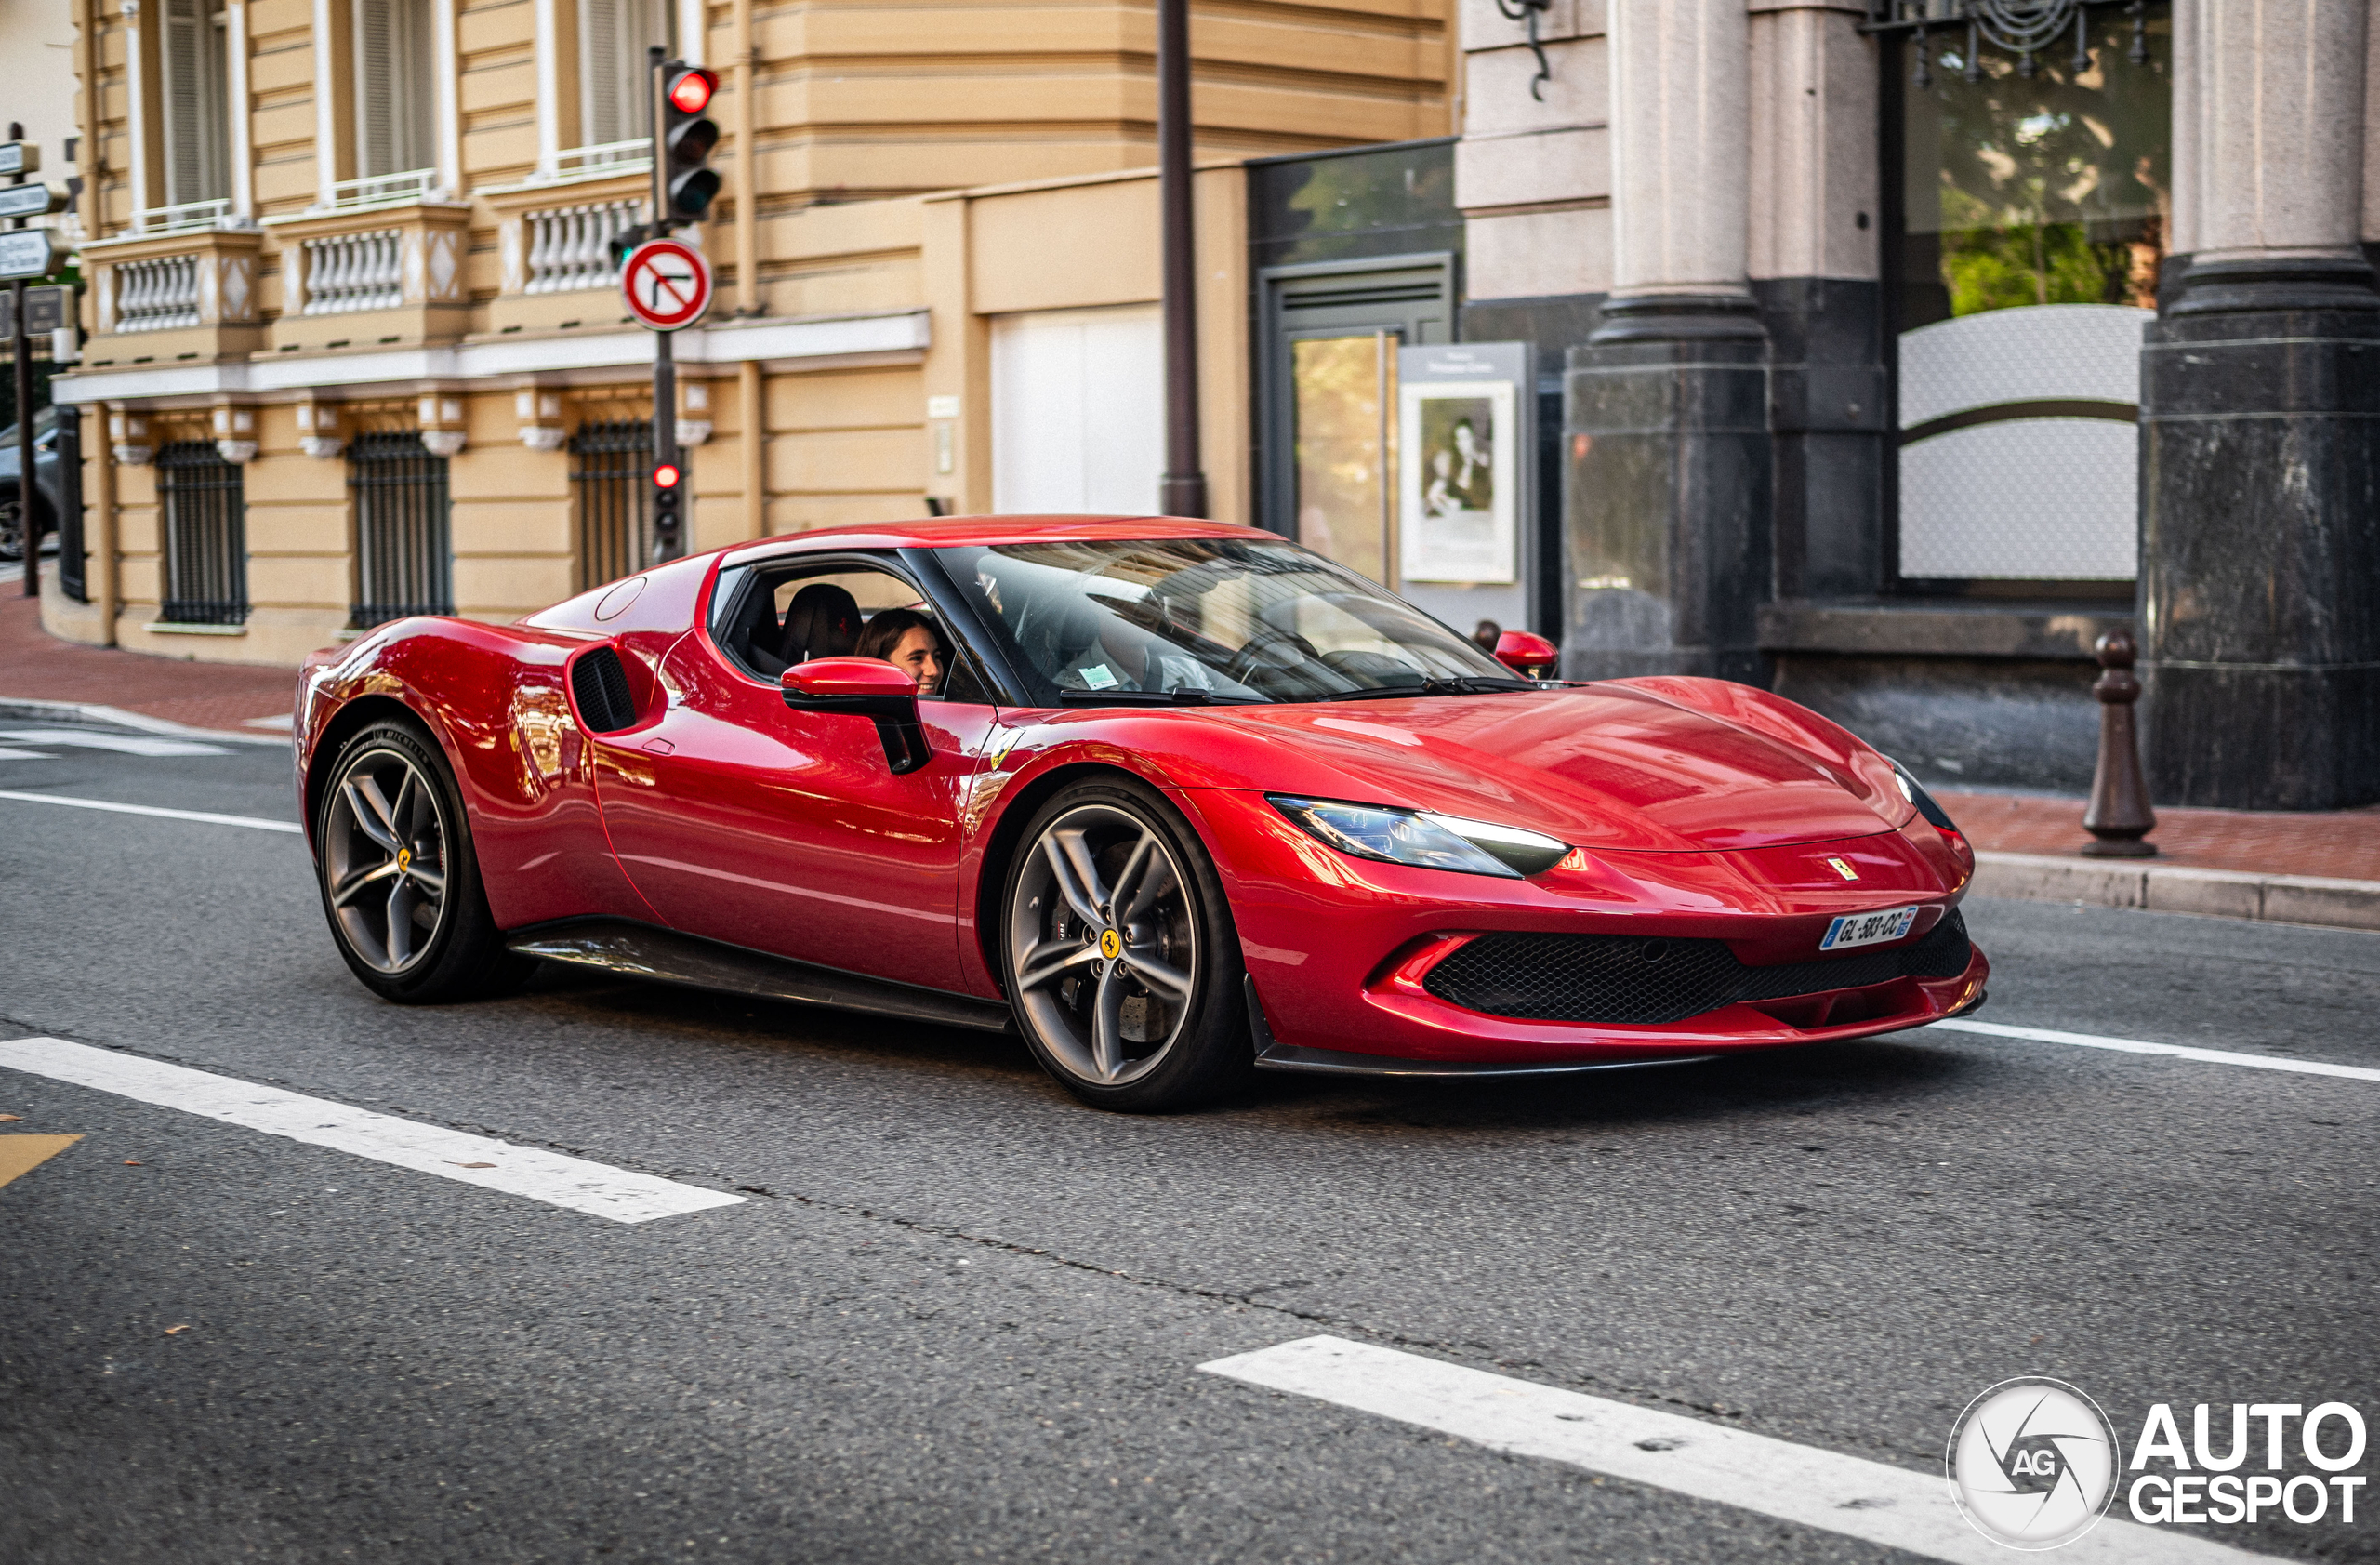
588, 556, 998, 994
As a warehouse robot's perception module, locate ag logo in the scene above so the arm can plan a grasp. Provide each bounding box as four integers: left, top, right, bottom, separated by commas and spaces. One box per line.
1948, 1377, 2122, 1550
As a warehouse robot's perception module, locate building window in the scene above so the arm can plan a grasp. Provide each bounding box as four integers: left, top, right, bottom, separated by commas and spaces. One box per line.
1886, 2, 2170, 591
349, 431, 452, 626
162, 0, 232, 214
157, 440, 248, 626
354, 0, 438, 181
569, 418, 654, 590
580, 0, 660, 151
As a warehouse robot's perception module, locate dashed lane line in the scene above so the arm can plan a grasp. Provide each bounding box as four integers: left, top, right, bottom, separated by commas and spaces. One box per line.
0, 1038, 745, 1224
0, 728, 231, 756
0, 789, 301, 833
1929, 1017, 2380, 1085
1200, 1336, 2259, 1565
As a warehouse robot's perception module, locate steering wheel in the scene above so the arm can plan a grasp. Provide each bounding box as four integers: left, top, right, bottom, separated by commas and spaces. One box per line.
1222, 626, 1317, 686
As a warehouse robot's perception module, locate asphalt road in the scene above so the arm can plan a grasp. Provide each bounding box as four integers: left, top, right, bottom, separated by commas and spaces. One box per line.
3, 727, 2376, 1564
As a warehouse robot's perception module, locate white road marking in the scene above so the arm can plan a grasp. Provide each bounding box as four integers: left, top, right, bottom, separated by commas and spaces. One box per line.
1200, 1336, 2255, 1565
1930, 1017, 2380, 1085
0, 1037, 746, 1224
0, 728, 230, 756
0, 749, 57, 759
0, 789, 302, 833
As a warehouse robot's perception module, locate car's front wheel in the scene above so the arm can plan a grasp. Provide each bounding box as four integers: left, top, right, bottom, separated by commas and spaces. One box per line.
315, 718, 530, 1003
1002, 778, 1250, 1111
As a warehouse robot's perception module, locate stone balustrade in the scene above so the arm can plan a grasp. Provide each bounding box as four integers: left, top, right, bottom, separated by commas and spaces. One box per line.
301, 228, 406, 314
524, 199, 643, 294
111, 254, 204, 332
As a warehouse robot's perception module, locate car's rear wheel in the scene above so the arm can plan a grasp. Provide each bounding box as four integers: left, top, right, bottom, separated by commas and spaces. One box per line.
1002, 778, 1250, 1111
315, 718, 530, 1003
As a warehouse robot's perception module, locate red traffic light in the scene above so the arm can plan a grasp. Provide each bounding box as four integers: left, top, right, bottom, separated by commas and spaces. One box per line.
667, 68, 717, 113
653, 462, 683, 489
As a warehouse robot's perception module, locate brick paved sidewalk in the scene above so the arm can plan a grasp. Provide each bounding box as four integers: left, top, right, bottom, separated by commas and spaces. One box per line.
1, 591, 300, 736
1937, 789, 2380, 885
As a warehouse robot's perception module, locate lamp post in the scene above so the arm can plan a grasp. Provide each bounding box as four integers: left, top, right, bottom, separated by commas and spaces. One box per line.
1156, 0, 1206, 518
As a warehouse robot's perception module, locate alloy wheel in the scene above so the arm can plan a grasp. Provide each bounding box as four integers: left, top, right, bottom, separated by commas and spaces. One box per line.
324, 745, 452, 975
1009, 802, 1199, 1086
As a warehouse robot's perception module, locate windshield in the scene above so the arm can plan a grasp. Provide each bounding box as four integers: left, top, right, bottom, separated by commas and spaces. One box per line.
928, 537, 1527, 704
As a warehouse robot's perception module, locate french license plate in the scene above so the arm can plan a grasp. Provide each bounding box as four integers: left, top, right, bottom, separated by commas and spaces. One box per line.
1819, 906, 1920, 951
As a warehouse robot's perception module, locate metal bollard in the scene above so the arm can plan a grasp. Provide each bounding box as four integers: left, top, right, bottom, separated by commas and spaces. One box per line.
2082, 629, 2157, 857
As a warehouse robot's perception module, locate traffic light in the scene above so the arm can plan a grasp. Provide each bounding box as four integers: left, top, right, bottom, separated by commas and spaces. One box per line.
660, 63, 721, 224
652, 459, 685, 556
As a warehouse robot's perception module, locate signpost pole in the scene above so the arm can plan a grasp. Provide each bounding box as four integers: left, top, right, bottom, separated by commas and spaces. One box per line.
648, 46, 681, 564
10, 122, 33, 597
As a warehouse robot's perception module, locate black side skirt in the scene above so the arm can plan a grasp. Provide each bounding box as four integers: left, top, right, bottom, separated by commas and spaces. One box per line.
507, 919, 1016, 1034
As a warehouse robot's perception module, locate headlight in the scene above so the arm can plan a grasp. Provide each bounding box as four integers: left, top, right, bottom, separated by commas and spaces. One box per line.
1266, 795, 1568, 878
1889, 760, 1961, 834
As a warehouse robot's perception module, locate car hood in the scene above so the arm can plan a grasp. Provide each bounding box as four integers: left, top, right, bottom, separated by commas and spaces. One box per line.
1151, 686, 1908, 852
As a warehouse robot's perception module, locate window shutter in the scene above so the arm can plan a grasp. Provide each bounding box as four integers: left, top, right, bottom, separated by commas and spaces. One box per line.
354, 0, 396, 177
163, 0, 231, 207
581, 0, 626, 146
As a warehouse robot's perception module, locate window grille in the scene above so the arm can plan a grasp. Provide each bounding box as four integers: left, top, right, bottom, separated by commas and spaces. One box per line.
157, 440, 249, 626
349, 431, 452, 626
570, 419, 654, 590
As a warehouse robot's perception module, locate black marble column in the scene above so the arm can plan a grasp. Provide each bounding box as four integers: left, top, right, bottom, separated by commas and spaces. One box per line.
1563, 295, 1771, 683
2138, 256, 2380, 809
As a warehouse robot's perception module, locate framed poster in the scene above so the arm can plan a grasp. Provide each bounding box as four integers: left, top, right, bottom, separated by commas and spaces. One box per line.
1396, 345, 1527, 586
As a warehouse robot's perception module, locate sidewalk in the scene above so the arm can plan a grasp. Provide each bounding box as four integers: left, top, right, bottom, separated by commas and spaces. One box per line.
3, 590, 2376, 932
1939, 788, 2380, 934
0, 590, 299, 739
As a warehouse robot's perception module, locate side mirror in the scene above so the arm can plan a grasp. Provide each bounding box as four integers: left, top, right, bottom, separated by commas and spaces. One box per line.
1493, 630, 1559, 679
781, 657, 930, 774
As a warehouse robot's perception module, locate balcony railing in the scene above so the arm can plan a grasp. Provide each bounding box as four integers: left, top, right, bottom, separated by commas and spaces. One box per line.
525, 198, 643, 294
135, 198, 237, 234
322, 168, 440, 212
550, 139, 653, 181
302, 228, 404, 313
113, 254, 204, 332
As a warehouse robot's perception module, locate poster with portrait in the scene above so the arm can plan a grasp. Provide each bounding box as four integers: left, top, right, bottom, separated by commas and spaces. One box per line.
1396, 370, 1517, 585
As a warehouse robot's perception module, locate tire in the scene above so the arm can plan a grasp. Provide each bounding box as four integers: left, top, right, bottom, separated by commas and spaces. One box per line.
1000, 776, 1251, 1111
313, 717, 533, 1003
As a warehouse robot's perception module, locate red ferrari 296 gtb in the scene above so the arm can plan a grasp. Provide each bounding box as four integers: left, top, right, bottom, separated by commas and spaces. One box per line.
295, 516, 1987, 1110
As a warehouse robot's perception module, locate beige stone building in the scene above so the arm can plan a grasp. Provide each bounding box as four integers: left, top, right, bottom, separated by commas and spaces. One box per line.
45, 0, 1452, 663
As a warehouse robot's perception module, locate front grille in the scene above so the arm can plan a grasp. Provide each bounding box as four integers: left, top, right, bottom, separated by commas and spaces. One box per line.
1423, 910, 1973, 1025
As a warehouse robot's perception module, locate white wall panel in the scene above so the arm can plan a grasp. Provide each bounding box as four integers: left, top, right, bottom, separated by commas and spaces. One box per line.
991, 306, 1164, 516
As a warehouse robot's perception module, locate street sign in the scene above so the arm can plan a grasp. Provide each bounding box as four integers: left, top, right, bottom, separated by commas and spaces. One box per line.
0, 184, 65, 220
0, 285, 72, 336
0, 142, 40, 177
620, 238, 710, 332
0, 230, 56, 281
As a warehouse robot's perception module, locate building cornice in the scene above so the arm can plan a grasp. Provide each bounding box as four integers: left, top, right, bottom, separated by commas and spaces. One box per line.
51, 311, 933, 405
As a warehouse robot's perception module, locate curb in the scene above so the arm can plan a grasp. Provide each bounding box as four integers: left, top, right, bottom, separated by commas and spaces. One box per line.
1973, 851, 2380, 934
0, 696, 291, 748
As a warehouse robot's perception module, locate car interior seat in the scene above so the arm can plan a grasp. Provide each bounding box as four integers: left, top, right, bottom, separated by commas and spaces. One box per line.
780, 583, 863, 666
720, 578, 789, 676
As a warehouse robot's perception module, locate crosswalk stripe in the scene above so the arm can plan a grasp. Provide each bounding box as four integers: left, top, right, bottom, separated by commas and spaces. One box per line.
0, 1038, 745, 1224
1928, 1018, 2380, 1084
1200, 1336, 2260, 1565
0, 789, 302, 833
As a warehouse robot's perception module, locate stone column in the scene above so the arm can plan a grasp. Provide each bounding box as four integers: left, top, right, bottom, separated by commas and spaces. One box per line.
1565, 0, 1769, 682
2140, 0, 2380, 808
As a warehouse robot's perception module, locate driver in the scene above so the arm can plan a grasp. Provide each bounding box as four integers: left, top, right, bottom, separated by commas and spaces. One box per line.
853, 607, 946, 696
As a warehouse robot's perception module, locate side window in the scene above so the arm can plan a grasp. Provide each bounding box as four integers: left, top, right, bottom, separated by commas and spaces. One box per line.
707, 557, 993, 704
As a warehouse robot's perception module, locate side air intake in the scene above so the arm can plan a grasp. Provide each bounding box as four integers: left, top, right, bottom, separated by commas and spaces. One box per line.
571, 646, 638, 733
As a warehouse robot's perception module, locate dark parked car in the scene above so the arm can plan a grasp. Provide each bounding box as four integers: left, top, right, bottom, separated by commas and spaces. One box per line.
0, 405, 65, 562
